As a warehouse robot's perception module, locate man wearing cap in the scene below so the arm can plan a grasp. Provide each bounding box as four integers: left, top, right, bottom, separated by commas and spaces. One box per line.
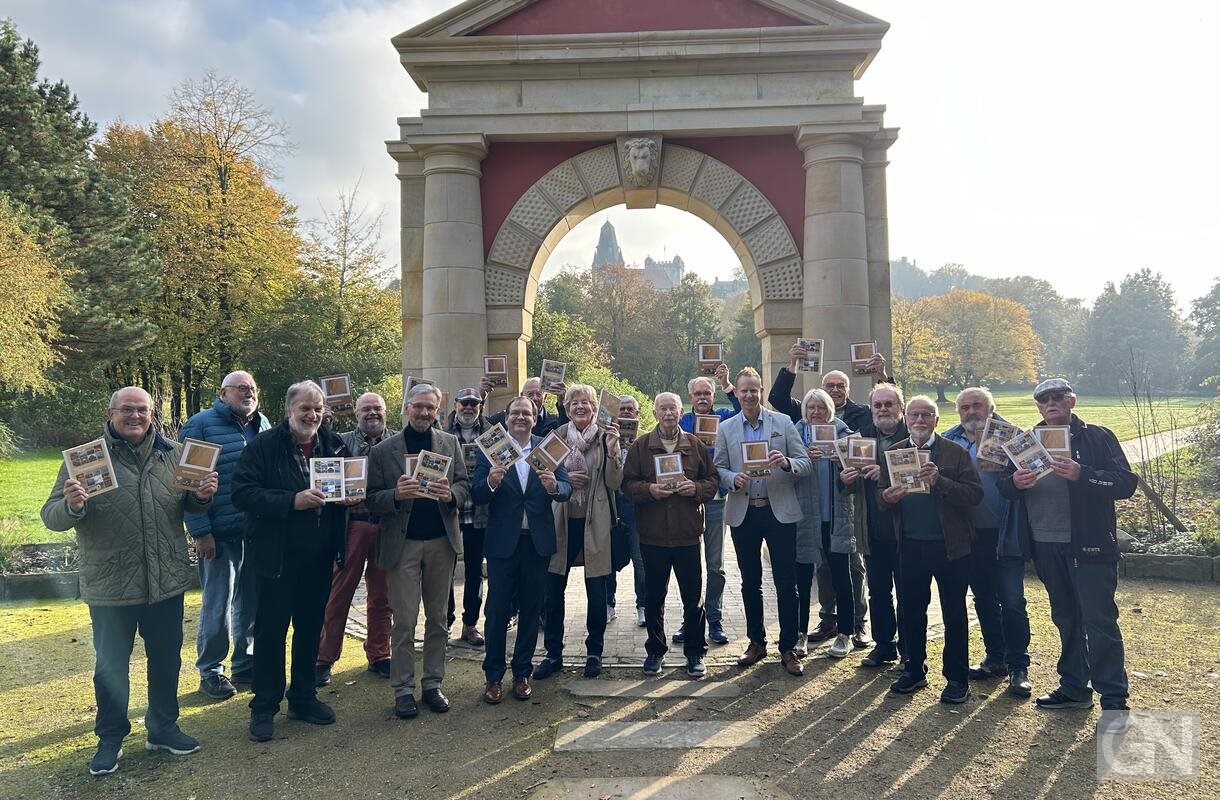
315, 392, 397, 688
999, 379, 1137, 730
446, 387, 492, 645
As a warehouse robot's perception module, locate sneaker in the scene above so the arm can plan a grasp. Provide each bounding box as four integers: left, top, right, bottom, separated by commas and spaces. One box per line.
890, 670, 928, 694
1035, 689, 1093, 710
643, 654, 665, 676
860, 646, 899, 668
827, 633, 852, 659
672, 624, 686, 644
968, 657, 1008, 680
368, 659, 392, 678
199, 674, 236, 700
793, 632, 808, 658
1098, 706, 1131, 735
286, 697, 336, 725
606, 605, 618, 622
707, 620, 730, 645
145, 727, 200, 756
533, 656, 563, 680
636, 607, 647, 627
583, 655, 602, 678
89, 739, 122, 776
315, 664, 332, 687
686, 655, 707, 678
940, 681, 970, 704
248, 712, 274, 743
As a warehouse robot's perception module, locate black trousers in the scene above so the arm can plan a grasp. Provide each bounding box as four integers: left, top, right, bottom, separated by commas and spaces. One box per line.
820, 522, 855, 634
899, 538, 970, 684
89, 594, 184, 742
641, 542, 706, 658
730, 504, 798, 653
866, 537, 903, 657
483, 533, 549, 682
543, 519, 607, 660
448, 523, 486, 627
250, 543, 334, 714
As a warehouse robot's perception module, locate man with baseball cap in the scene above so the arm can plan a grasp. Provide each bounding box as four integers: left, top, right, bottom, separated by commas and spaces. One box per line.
998, 378, 1137, 733
445, 387, 493, 645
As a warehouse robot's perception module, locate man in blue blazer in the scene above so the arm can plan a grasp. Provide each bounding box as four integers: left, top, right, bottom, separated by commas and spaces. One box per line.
472, 396, 571, 704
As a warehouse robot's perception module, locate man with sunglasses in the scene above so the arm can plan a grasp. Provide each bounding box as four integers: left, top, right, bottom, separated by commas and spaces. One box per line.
445, 388, 493, 645
999, 379, 1137, 732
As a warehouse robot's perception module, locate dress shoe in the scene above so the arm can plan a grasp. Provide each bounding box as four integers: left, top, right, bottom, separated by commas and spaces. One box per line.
314, 664, 332, 687
248, 713, 275, 742
583, 656, 602, 678
736, 641, 767, 667
968, 658, 1008, 680
483, 681, 503, 705
940, 680, 970, 704
808, 618, 837, 643
512, 676, 532, 701
368, 659, 392, 678
533, 657, 562, 680
860, 646, 899, 668
1035, 689, 1093, 710
851, 626, 872, 649
781, 650, 804, 676
422, 688, 450, 713
707, 620, 730, 645
1007, 668, 1033, 698
394, 693, 419, 719
462, 625, 485, 646
286, 697, 335, 725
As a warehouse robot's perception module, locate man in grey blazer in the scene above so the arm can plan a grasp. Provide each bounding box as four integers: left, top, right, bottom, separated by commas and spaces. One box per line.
366, 384, 470, 719
713, 367, 812, 675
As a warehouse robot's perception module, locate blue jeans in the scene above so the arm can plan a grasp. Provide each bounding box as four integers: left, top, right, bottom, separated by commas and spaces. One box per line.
196, 537, 258, 678
607, 498, 645, 609
703, 498, 727, 624
969, 528, 1031, 670
1033, 542, 1128, 707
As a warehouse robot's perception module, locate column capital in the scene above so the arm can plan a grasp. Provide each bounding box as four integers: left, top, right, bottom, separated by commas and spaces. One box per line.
406, 133, 488, 177
795, 128, 866, 167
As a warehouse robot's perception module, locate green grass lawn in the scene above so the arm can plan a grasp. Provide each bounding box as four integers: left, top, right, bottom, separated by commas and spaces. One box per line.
0, 450, 71, 549
949, 390, 1209, 442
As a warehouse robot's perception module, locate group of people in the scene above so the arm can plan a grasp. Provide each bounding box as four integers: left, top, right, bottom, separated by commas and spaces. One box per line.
42, 343, 1139, 777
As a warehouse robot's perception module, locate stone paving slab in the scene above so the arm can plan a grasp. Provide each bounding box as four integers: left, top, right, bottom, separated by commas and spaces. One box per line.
529, 776, 792, 799
566, 678, 742, 698
554, 720, 760, 751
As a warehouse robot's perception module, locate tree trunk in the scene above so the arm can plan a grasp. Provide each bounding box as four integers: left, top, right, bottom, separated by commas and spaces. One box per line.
935, 385, 948, 404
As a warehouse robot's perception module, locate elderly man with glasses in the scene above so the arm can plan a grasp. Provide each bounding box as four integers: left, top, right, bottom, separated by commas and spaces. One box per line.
43, 387, 218, 775
998, 379, 1137, 733
179, 371, 272, 701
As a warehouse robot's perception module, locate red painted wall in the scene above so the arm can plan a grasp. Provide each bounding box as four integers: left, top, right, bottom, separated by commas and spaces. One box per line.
481, 136, 805, 255
475, 0, 805, 36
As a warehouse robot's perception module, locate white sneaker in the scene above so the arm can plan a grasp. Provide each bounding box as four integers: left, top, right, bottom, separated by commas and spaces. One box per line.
827, 633, 852, 659
636, 607, 646, 627
793, 632, 808, 658
606, 605, 618, 621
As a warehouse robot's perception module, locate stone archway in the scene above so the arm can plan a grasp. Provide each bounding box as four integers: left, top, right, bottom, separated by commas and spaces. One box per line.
483, 141, 803, 391
387, 0, 899, 403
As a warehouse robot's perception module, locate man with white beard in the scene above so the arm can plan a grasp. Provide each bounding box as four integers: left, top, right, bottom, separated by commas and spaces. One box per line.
446, 387, 493, 645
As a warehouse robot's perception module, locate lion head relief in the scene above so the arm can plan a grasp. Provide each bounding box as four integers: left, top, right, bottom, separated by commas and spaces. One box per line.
620, 138, 660, 188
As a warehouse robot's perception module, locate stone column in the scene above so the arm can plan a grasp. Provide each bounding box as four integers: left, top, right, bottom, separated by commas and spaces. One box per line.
796, 129, 874, 403
864, 134, 897, 367
411, 134, 488, 396
388, 145, 425, 383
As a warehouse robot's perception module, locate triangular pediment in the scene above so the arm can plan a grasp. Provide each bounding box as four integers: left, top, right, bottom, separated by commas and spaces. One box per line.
399, 0, 883, 40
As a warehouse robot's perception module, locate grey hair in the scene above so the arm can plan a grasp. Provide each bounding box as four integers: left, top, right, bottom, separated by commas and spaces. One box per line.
906, 394, 939, 414
687, 375, 715, 395
955, 386, 995, 413
284, 380, 325, 412
822, 370, 850, 389
407, 383, 441, 404
800, 388, 837, 422
653, 392, 682, 409
618, 394, 639, 409
563, 383, 597, 408
869, 382, 906, 406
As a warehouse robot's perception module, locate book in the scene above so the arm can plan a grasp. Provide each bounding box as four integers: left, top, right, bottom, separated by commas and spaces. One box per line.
1034, 426, 1071, 456
539, 359, 567, 396
978, 418, 1021, 471
833, 434, 858, 469
1002, 430, 1055, 482
741, 440, 772, 479
808, 424, 838, 458
309, 457, 346, 502
319, 374, 354, 413
483, 355, 509, 388
475, 423, 524, 469
654, 453, 684, 491
461, 443, 478, 473
694, 414, 720, 446
850, 341, 878, 376
796, 338, 824, 373
343, 457, 368, 499
846, 437, 877, 469
171, 437, 221, 492
596, 389, 621, 429
526, 431, 570, 473
616, 417, 639, 448
62, 438, 118, 498
885, 447, 931, 494
696, 342, 723, 376
401, 454, 426, 499
412, 450, 453, 498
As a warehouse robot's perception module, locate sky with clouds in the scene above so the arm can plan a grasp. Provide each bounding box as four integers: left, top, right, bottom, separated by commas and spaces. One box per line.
7, 0, 1217, 309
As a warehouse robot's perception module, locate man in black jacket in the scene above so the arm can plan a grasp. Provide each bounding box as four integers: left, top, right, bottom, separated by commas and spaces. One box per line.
233, 380, 350, 743
998, 379, 1137, 729
482, 376, 566, 436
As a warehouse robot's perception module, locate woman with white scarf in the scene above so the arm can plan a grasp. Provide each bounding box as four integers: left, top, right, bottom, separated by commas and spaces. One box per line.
533, 384, 623, 679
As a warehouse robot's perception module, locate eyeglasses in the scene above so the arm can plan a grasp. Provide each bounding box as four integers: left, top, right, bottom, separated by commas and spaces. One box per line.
457, 399, 481, 407
907, 410, 936, 420
113, 406, 152, 417
223, 385, 258, 395
1036, 392, 1069, 404
824, 382, 848, 390
872, 401, 898, 409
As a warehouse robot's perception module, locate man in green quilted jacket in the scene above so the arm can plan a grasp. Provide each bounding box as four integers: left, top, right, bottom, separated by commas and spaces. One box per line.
42, 386, 218, 777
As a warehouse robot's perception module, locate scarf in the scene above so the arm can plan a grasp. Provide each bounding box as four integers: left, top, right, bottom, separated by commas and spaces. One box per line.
564, 422, 600, 507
